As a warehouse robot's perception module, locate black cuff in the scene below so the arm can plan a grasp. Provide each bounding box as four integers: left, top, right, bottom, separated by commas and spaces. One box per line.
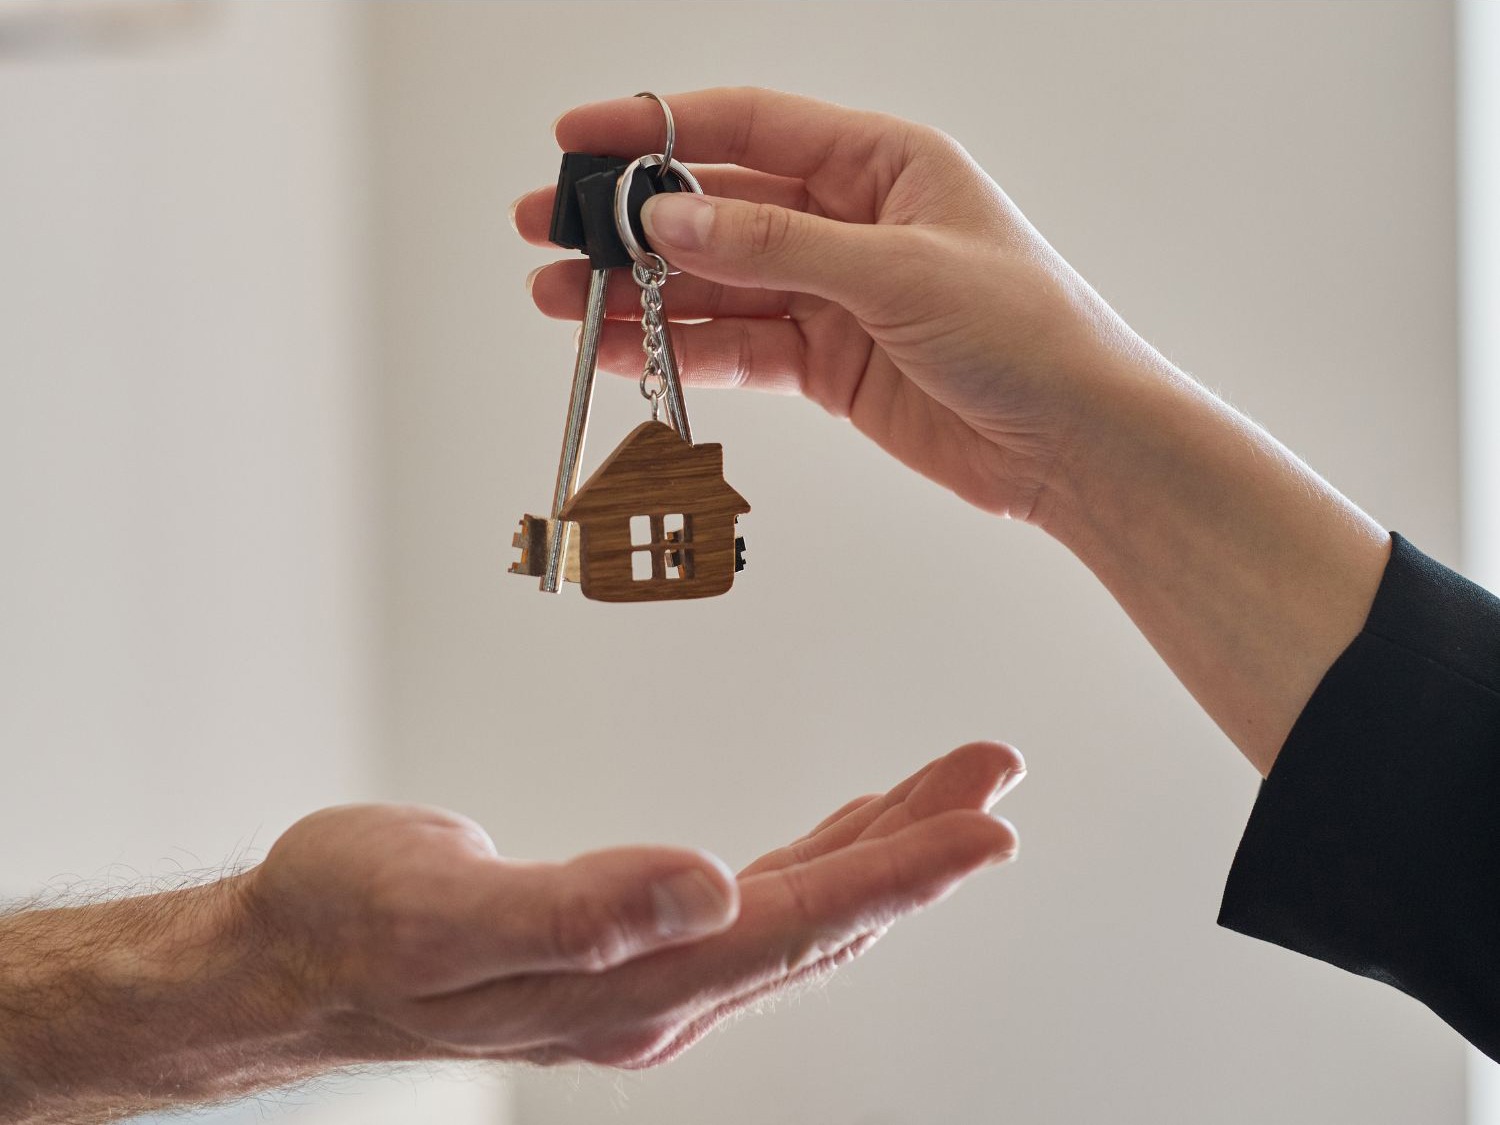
1218, 534, 1500, 1061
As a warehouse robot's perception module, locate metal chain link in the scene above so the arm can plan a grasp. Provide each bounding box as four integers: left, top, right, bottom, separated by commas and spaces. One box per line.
634, 254, 671, 422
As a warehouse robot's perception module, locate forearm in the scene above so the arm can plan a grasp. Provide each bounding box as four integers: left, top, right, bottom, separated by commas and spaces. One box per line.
1035, 349, 1390, 775
0, 877, 334, 1124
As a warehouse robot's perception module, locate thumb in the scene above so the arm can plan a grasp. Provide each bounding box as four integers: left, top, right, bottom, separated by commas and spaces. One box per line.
514, 846, 740, 974
642, 192, 899, 309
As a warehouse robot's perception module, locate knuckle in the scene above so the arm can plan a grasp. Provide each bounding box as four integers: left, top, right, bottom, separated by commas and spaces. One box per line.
787, 838, 820, 866
728, 321, 755, 390
782, 865, 819, 923
702, 281, 727, 320
912, 122, 970, 163
550, 891, 632, 971
742, 202, 795, 260
723, 86, 767, 164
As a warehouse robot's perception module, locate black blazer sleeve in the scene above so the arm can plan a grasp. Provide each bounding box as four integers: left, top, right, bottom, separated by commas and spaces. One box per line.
1218, 533, 1500, 1061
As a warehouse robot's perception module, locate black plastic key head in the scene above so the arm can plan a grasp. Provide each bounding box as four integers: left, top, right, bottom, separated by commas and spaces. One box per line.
548, 153, 628, 251
549, 152, 689, 270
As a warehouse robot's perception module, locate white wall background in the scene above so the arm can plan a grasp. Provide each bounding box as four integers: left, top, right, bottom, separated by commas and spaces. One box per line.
368, 3, 1465, 1124
0, 3, 370, 910
0, 3, 1475, 1124
0, 5, 500, 1122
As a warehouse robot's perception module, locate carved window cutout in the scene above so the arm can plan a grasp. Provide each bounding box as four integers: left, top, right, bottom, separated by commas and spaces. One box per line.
631, 513, 694, 582
666, 514, 695, 580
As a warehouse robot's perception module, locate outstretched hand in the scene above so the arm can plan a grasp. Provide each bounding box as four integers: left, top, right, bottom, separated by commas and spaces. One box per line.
248, 742, 1022, 1068
515, 87, 1147, 523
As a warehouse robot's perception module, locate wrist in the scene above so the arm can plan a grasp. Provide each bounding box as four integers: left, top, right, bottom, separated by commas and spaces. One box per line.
0, 876, 324, 1121
1024, 333, 1190, 542
234, 863, 449, 1069
1027, 344, 1388, 772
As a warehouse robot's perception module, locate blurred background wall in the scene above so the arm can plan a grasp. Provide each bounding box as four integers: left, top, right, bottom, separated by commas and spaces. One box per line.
0, 4, 497, 1121
0, 1, 369, 891
0, 2, 1480, 1123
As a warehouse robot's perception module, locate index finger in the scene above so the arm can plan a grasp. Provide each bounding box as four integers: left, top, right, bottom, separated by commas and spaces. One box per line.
553, 86, 912, 185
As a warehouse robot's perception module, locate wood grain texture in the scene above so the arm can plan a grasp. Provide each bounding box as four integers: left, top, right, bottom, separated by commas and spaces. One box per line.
561, 421, 749, 603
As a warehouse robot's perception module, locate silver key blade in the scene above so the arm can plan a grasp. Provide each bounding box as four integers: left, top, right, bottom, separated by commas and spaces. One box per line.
541, 267, 611, 592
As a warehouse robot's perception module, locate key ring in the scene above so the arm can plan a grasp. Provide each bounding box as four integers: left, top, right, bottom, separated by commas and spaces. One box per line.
614, 155, 703, 272
634, 90, 675, 167
614, 93, 704, 272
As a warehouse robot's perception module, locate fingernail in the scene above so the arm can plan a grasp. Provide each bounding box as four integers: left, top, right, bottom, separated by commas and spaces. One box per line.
985, 766, 1027, 810
644, 194, 714, 252
652, 869, 733, 939
572, 324, 583, 353
526, 264, 544, 293
509, 195, 524, 235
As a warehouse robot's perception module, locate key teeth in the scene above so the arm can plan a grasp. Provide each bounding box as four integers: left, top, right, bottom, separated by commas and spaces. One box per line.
508, 514, 549, 579
508, 514, 581, 585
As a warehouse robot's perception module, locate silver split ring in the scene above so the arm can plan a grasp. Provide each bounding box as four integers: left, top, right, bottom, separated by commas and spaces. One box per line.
613, 153, 704, 273
634, 91, 676, 166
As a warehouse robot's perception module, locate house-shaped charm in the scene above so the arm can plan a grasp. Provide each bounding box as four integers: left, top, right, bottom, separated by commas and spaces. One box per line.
560, 421, 749, 603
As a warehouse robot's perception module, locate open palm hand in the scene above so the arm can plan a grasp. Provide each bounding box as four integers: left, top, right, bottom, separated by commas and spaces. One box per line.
247, 743, 1022, 1068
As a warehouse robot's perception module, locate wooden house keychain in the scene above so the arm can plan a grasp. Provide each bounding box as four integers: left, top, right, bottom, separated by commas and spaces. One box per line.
509, 92, 749, 603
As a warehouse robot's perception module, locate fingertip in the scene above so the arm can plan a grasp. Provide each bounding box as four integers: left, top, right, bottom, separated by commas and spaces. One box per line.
642, 192, 715, 254
699, 848, 740, 895
553, 95, 638, 150
551, 846, 742, 970
985, 814, 1021, 863
989, 764, 1027, 807
947, 739, 1026, 775
944, 741, 1027, 807
511, 186, 562, 247
684, 848, 740, 908
651, 851, 739, 940
552, 102, 589, 146
922, 807, 1020, 868
529, 259, 603, 321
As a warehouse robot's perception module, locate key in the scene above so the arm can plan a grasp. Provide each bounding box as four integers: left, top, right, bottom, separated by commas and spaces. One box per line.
508, 266, 609, 591
511, 92, 749, 602
538, 265, 609, 591
508, 513, 580, 584
547, 153, 625, 253
512, 147, 692, 588
509, 152, 622, 590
